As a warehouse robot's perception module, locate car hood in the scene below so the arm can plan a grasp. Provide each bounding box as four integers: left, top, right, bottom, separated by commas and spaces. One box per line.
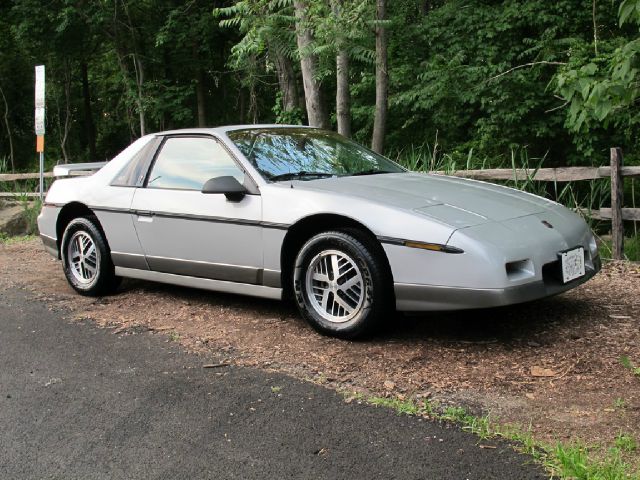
292, 172, 553, 228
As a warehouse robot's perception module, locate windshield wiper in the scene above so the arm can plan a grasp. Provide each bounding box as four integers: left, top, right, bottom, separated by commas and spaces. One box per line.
269, 171, 335, 182
350, 169, 395, 176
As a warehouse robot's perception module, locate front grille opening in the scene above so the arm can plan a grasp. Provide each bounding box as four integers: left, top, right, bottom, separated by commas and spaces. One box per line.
542, 260, 563, 286
505, 259, 534, 280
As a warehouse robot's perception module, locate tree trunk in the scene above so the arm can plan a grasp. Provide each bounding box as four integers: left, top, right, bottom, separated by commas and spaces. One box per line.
162, 48, 173, 130
122, 1, 146, 136
293, 0, 330, 129
0, 83, 15, 172
332, 0, 351, 137
132, 53, 146, 136
81, 62, 96, 161
371, 0, 388, 153
195, 67, 207, 127
57, 61, 72, 164
273, 49, 300, 113
193, 44, 207, 127
336, 49, 351, 137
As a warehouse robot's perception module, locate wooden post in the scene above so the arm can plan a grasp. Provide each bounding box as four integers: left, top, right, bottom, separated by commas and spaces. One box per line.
610, 147, 624, 260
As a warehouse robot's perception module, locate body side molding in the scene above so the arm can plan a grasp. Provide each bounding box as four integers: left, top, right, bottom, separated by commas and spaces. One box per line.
114, 267, 283, 300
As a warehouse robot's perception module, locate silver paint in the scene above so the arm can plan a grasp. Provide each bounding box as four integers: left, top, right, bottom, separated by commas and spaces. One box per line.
38, 125, 601, 311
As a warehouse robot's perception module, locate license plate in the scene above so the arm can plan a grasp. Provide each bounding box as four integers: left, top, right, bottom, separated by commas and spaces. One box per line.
560, 247, 585, 283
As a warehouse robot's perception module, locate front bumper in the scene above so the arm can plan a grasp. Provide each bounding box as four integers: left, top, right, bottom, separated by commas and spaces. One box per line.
40, 233, 59, 258
395, 256, 601, 311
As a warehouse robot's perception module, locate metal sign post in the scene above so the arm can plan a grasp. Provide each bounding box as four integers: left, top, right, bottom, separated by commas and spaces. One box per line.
35, 65, 45, 201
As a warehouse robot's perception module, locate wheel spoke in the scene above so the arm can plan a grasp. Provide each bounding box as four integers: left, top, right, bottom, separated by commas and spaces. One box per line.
341, 285, 361, 305
333, 294, 354, 314
330, 254, 340, 281
312, 271, 330, 283
84, 243, 95, 257
320, 288, 331, 311
83, 261, 96, 276
340, 274, 361, 291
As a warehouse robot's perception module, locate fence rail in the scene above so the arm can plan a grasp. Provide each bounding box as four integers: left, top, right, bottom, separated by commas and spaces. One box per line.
1, 149, 638, 258
438, 165, 640, 182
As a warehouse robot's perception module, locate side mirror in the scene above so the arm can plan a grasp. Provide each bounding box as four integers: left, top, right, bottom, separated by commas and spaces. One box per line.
201, 176, 247, 201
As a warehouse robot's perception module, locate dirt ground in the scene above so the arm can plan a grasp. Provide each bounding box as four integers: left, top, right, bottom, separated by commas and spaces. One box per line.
2, 239, 639, 460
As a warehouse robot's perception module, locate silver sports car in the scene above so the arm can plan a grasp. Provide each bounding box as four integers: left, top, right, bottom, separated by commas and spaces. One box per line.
38, 125, 600, 338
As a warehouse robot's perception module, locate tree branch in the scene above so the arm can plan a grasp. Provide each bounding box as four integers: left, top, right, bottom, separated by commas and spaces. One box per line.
488, 61, 567, 81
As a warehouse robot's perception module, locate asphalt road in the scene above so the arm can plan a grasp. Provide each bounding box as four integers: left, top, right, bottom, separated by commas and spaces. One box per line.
0, 287, 546, 479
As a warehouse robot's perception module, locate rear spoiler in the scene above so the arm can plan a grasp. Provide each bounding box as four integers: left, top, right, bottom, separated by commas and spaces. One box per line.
53, 162, 107, 177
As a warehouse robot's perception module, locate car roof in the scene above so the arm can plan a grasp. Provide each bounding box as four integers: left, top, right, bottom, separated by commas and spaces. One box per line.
155, 124, 315, 137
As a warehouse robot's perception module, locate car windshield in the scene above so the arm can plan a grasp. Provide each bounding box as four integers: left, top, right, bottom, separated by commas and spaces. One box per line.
227, 128, 405, 182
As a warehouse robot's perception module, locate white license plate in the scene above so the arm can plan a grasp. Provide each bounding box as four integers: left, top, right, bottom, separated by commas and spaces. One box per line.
560, 247, 585, 283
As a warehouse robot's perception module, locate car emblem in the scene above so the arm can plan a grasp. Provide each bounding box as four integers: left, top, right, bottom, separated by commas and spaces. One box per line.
541, 220, 554, 229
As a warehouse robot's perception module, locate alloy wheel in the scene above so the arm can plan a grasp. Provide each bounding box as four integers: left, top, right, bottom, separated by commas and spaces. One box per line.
304, 249, 365, 323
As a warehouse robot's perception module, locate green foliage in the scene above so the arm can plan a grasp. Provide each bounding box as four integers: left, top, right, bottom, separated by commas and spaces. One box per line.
615, 434, 637, 452
388, 0, 599, 165
272, 91, 304, 124
553, 443, 634, 480
0, 0, 639, 180
599, 236, 640, 261
554, 0, 640, 159
20, 198, 41, 235
0, 233, 37, 245
620, 356, 640, 377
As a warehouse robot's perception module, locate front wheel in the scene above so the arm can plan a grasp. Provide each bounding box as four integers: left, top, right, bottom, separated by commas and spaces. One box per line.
61, 216, 119, 296
293, 230, 390, 339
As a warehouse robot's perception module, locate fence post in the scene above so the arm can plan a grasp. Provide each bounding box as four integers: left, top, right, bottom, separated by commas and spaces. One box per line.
610, 147, 624, 260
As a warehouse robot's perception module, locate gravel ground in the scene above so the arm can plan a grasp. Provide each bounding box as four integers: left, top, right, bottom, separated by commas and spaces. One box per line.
1, 239, 639, 462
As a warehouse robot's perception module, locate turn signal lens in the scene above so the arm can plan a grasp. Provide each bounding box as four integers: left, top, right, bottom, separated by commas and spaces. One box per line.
403, 241, 464, 254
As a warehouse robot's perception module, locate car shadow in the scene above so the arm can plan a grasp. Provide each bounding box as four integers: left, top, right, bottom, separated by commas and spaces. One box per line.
118, 277, 599, 349
384, 295, 600, 347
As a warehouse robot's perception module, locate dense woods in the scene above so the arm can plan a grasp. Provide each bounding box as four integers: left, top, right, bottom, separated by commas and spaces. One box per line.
1, 0, 639, 172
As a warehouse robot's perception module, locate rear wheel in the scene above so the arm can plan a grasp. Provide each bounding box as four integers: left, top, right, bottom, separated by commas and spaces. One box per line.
293, 230, 390, 339
61, 216, 119, 296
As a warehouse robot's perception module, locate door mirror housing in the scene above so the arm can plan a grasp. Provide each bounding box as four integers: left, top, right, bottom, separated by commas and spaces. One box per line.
201, 176, 247, 201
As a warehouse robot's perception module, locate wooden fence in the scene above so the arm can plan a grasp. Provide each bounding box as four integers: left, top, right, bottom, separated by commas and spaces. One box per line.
1, 148, 639, 259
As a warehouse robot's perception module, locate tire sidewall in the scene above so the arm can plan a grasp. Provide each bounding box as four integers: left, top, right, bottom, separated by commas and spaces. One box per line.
293, 231, 382, 338
61, 217, 112, 295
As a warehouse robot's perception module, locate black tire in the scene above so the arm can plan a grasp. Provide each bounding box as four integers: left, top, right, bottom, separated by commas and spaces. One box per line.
61, 216, 119, 296
293, 230, 391, 339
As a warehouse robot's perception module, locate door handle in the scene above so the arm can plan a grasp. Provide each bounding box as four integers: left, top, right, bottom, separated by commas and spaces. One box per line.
136, 210, 154, 222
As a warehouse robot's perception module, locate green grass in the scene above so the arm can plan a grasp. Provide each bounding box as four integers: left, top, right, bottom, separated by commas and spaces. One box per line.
615, 434, 637, 453
345, 391, 640, 480
613, 398, 628, 410
553, 443, 633, 480
21, 198, 42, 235
0, 233, 37, 244
598, 236, 640, 261
620, 356, 640, 378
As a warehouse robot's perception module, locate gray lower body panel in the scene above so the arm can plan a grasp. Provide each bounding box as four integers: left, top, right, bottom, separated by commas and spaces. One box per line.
114, 267, 282, 301
395, 260, 600, 311
40, 234, 58, 258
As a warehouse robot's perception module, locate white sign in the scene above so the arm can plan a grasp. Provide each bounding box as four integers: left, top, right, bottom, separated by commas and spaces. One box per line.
35, 65, 45, 107
35, 65, 45, 135
35, 107, 45, 135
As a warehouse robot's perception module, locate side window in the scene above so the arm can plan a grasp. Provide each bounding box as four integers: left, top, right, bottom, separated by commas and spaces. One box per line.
111, 137, 158, 187
146, 137, 244, 190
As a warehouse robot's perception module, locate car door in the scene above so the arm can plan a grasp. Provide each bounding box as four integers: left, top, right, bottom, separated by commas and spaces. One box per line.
130, 135, 263, 284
